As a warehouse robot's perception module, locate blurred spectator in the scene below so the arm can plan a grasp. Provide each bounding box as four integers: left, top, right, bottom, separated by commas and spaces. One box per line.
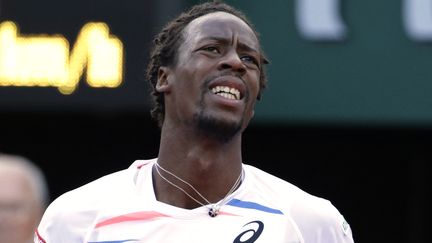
0, 153, 49, 243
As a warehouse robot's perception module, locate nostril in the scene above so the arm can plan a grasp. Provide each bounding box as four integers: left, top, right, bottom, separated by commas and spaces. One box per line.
219, 62, 246, 75
221, 63, 231, 69
238, 66, 246, 73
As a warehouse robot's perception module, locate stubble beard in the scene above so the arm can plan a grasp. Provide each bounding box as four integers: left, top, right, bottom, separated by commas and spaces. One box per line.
194, 111, 243, 143
193, 74, 250, 143
194, 87, 245, 143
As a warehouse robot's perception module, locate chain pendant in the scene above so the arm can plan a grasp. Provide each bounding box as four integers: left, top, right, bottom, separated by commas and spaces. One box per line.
208, 205, 219, 217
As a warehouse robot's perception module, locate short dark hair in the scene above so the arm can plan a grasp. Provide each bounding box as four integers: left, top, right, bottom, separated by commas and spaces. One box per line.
146, 0, 268, 127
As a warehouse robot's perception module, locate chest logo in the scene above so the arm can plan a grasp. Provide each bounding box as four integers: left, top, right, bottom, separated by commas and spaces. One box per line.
233, 220, 264, 243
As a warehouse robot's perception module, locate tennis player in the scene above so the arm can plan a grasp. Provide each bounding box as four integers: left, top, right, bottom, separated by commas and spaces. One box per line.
35, 1, 354, 242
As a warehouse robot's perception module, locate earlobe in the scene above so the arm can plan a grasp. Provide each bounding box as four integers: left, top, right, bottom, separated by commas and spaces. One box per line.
247, 109, 255, 122
156, 67, 171, 92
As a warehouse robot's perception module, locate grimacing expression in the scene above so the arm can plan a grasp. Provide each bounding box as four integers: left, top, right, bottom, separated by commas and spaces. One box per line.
157, 12, 261, 140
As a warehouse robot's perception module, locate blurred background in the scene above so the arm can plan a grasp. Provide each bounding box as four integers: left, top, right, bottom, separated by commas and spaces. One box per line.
1, 0, 431, 242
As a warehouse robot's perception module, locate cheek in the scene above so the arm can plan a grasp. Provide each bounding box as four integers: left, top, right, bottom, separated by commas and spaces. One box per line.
244, 73, 260, 119
178, 62, 212, 96
248, 72, 261, 99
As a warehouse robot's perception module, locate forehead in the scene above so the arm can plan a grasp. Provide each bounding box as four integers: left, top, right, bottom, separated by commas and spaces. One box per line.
182, 11, 259, 49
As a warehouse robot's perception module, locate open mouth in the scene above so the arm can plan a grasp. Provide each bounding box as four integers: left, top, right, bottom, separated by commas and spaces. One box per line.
211, 85, 241, 100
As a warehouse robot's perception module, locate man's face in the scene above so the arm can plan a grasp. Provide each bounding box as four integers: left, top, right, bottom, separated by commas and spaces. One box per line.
0, 165, 41, 243
159, 11, 261, 141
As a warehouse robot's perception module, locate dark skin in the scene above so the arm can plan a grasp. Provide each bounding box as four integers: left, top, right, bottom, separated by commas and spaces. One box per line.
154, 12, 262, 210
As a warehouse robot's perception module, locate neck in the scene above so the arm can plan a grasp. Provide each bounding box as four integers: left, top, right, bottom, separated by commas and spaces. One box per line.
158, 121, 243, 173
154, 123, 244, 209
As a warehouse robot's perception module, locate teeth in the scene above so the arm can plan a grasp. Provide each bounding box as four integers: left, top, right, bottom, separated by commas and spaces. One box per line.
211, 86, 240, 100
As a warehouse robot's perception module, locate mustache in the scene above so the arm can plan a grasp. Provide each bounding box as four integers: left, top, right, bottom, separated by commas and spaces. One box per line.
201, 72, 249, 101
203, 71, 244, 85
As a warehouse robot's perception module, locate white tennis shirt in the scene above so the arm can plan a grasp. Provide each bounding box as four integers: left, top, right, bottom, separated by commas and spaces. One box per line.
35, 159, 354, 243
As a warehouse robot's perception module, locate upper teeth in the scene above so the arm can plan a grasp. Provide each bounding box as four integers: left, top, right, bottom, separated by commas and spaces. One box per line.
211, 86, 240, 100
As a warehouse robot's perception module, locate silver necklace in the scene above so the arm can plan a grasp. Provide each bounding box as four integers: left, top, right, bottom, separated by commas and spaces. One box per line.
154, 161, 244, 217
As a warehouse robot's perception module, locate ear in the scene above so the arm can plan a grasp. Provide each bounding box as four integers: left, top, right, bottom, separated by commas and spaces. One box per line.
156, 66, 172, 92
246, 108, 255, 122
248, 109, 255, 121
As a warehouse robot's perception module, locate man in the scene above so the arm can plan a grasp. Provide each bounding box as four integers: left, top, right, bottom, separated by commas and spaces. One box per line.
35, 1, 355, 242
0, 153, 49, 243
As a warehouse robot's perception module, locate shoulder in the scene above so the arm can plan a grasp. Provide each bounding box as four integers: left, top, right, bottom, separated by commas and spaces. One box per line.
50, 159, 153, 204
35, 159, 155, 241
54, 162, 138, 204
243, 164, 312, 201
243, 164, 354, 243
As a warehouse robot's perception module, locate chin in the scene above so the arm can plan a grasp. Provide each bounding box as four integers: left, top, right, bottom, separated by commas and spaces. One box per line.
195, 113, 242, 143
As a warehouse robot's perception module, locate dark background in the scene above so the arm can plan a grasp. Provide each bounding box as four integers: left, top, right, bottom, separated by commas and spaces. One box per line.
1, 1, 431, 242
2, 113, 431, 243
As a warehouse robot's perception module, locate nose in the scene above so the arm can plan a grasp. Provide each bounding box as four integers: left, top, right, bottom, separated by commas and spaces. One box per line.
218, 50, 246, 75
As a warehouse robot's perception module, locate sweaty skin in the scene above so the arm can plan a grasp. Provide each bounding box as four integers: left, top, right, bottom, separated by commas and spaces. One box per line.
154, 11, 262, 210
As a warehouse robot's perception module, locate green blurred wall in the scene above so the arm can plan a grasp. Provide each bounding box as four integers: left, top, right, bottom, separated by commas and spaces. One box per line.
189, 0, 432, 127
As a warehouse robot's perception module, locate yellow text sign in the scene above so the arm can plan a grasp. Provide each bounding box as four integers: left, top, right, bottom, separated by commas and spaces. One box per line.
0, 21, 124, 94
